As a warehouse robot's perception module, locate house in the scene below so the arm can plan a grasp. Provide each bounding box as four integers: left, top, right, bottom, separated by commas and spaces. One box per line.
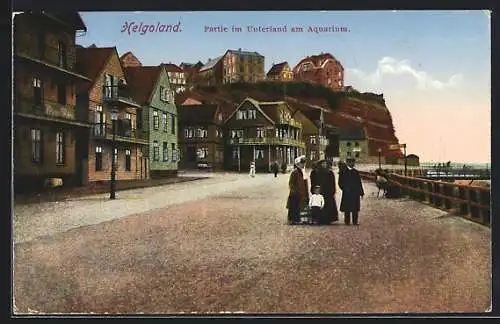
197, 56, 224, 86
123, 64, 179, 178
75, 46, 148, 182
224, 97, 306, 172
222, 49, 265, 84
266, 61, 293, 81
292, 53, 344, 91
178, 103, 225, 170
13, 11, 93, 192
338, 128, 368, 161
180, 61, 203, 87
120, 51, 142, 67
161, 63, 186, 93
197, 49, 266, 86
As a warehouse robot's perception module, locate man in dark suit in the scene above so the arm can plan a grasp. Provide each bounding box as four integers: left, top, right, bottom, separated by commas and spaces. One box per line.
338, 157, 364, 225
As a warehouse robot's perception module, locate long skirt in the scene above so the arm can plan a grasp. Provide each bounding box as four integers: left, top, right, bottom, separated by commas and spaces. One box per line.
287, 194, 301, 223
320, 194, 339, 224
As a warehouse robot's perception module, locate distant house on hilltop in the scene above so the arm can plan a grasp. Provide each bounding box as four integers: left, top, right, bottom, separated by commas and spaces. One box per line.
293, 53, 344, 91
266, 61, 293, 82
120, 51, 142, 67
160, 62, 186, 94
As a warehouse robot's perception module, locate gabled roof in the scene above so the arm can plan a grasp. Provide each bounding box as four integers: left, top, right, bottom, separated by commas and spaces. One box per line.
294, 52, 343, 71
267, 62, 289, 76
161, 63, 183, 73
120, 51, 142, 67
225, 97, 275, 125
123, 66, 163, 104
199, 56, 223, 72
75, 46, 115, 93
179, 104, 219, 124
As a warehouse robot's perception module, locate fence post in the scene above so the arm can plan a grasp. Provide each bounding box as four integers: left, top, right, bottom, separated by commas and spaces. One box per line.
427, 182, 434, 204
469, 189, 479, 221
443, 183, 453, 210
434, 183, 442, 208
479, 189, 490, 226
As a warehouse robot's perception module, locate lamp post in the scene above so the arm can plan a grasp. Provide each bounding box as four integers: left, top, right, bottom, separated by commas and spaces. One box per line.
377, 148, 382, 169
110, 108, 118, 199
403, 143, 407, 177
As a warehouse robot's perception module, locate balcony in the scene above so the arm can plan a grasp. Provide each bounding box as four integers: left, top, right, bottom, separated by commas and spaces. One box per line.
102, 85, 141, 108
15, 95, 90, 126
14, 41, 90, 81
227, 137, 306, 149
91, 120, 148, 144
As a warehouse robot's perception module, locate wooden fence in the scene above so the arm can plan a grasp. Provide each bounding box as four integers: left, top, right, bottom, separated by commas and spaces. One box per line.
359, 171, 491, 227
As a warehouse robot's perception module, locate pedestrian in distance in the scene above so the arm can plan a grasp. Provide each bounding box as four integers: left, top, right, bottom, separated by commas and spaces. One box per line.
271, 160, 280, 178
309, 185, 325, 225
249, 161, 256, 178
338, 157, 364, 226
286, 155, 309, 225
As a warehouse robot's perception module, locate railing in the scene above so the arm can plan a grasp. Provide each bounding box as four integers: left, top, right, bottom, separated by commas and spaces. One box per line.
102, 85, 137, 105
15, 41, 76, 71
227, 137, 306, 148
359, 171, 491, 227
91, 121, 145, 141
389, 168, 491, 179
278, 118, 302, 129
15, 95, 88, 123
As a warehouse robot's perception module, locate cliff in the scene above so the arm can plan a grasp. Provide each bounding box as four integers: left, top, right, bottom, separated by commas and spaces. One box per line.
177, 82, 402, 157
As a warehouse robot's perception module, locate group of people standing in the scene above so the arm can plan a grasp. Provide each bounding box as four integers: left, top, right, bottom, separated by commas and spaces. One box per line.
286, 156, 364, 226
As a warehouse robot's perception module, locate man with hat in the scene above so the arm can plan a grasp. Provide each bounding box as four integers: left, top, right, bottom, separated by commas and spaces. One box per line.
338, 157, 364, 225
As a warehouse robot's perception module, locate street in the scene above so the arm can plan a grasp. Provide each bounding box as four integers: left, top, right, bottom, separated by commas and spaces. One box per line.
13, 171, 491, 314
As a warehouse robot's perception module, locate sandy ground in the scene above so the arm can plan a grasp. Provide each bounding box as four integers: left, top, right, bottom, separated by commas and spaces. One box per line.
13, 171, 491, 314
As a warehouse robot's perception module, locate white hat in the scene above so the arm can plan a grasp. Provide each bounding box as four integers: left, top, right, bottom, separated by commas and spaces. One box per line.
294, 155, 306, 166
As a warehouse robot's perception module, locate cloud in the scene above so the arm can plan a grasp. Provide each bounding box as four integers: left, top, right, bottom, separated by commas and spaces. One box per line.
347, 56, 464, 90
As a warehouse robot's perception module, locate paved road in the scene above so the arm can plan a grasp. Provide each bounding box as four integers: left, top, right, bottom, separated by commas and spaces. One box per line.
13, 171, 491, 314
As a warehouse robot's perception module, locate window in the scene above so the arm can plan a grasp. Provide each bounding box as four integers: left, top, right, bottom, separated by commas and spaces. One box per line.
347, 151, 352, 157
171, 115, 176, 134
95, 146, 103, 171
354, 142, 359, 147
56, 132, 64, 164
236, 110, 243, 120
256, 128, 264, 138
153, 110, 159, 129
232, 148, 239, 159
56, 83, 67, 105
355, 152, 360, 158
94, 105, 104, 136
124, 112, 132, 135
125, 149, 131, 171
162, 113, 168, 132
163, 142, 169, 161
57, 41, 67, 68
346, 142, 352, 147
153, 141, 159, 161
249, 109, 257, 119
160, 86, 166, 101
197, 147, 208, 159
254, 149, 264, 160
338, 71, 342, 78
303, 63, 311, 71
171, 143, 177, 161
33, 77, 43, 105
310, 136, 317, 145
310, 150, 317, 160
31, 128, 42, 163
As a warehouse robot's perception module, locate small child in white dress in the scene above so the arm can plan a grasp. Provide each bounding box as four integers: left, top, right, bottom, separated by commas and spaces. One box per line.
309, 185, 325, 224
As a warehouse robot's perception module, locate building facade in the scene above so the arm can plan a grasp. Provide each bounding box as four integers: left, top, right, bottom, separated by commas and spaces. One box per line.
76, 46, 149, 182
224, 98, 306, 172
161, 63, 186, 93
266, 61, 293, 81
120, 51, 142, 67
197, 56, 224, 86
123, 65, 179, 178
292, 53, 344, 91
178, 103, 225, 170
338, 128, 369, 162
13, 11, 93, 192
222, 49, 265, 84
180, 61, 203, 88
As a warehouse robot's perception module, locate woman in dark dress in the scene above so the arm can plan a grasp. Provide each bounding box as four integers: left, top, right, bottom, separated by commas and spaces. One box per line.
286, 155, 309, 225
310, 159, 339, 224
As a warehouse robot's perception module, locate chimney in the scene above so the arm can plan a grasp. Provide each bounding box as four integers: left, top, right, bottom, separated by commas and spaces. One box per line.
238, 48, 242, 52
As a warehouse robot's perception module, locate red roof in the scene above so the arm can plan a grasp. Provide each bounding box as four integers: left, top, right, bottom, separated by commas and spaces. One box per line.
294, 53, 343, 71
75, 47, 115, 93
161, 63, 183, 73
123, 66, 163, 104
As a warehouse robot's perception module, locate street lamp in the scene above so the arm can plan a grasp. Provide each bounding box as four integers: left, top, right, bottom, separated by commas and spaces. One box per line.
110, 108, 118, 199
377, 148, 382, 169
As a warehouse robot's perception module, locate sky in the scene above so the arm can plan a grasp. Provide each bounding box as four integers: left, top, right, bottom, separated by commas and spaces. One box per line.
75, 11, 491, 164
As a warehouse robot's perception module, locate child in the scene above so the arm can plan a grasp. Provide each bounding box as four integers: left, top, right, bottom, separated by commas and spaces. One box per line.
249, 161, 256, 177
309, 185, 325, 224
